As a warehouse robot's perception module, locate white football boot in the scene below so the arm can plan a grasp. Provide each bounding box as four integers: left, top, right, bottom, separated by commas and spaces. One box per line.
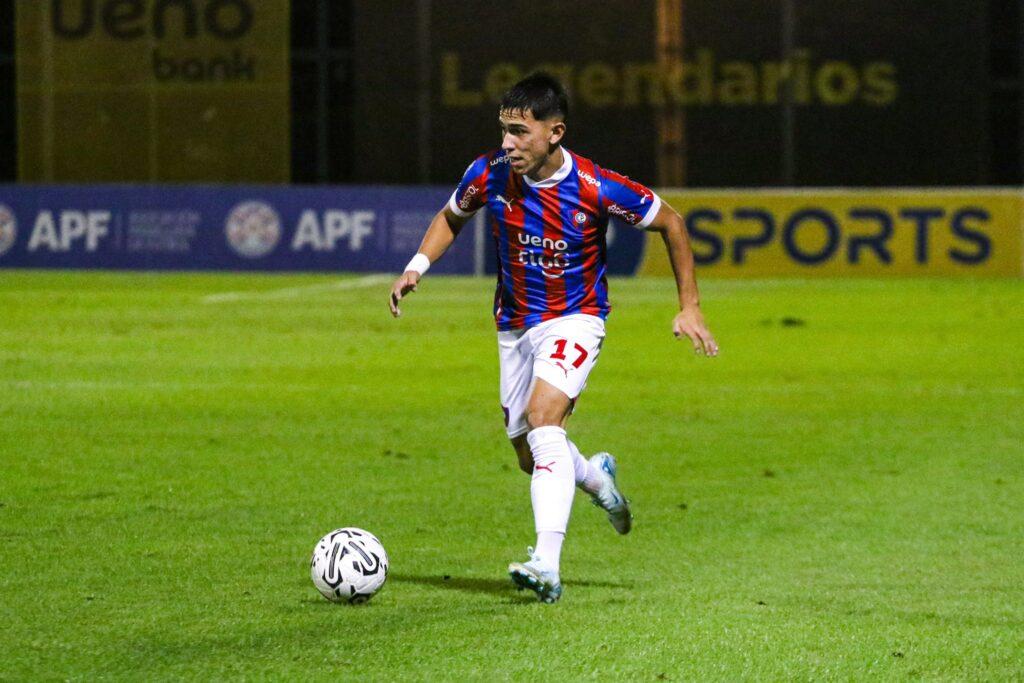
508, 548, 562, 604
588, 452, 632, 534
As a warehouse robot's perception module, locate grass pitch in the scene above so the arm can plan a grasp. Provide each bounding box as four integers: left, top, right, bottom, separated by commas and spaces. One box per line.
1, 271, 1022, 681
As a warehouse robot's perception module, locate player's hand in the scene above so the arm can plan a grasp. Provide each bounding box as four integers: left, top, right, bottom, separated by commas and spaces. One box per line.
388, 271, 421, 317
673, 308, 718, 357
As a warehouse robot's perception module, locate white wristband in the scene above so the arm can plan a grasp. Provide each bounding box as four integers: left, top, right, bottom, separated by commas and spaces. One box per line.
404, 253, 431, 276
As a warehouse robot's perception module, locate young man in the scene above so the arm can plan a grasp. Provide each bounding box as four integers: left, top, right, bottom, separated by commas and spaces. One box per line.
389, 72, 717, 603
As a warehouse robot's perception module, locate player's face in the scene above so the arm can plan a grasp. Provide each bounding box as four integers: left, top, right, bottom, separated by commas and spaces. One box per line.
499, 109, 565, 176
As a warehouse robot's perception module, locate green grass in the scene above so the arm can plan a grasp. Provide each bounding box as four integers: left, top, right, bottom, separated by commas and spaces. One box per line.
1, 271, 1022, 681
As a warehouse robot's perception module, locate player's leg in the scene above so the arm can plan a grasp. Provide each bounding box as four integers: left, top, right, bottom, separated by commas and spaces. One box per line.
502, 329, 571, 601
506, 333, 591, 480
509, 316, 607, 601
504, 330, 601, 524
528, 315, 631, 536
508, 378, 573, 603
506, 324, 601, 486
524, 379, 577, 578
512, 415, 601, 491
566, 435, 606, 494
538, 434, 630, 535
511, 434, 533, 474
509, 315, 632, 600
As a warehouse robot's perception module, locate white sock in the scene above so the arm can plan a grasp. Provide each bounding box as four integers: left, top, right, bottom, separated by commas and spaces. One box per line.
568, 439, 604, 495
527, 426, 575, 572
535, 531, 564, 571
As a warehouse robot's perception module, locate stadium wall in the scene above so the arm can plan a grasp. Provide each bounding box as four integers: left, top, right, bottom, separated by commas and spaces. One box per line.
0, 186, 1020, 277
356, 0, 989, 187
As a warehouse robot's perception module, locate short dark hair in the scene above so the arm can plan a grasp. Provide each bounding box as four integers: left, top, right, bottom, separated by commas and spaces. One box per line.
499, 72, 569, 121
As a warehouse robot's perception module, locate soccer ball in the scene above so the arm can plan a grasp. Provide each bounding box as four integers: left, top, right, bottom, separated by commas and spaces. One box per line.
310, 527, 389, 604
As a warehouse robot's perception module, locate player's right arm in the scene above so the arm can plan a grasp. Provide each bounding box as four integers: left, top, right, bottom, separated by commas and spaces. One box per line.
389, 153, 491, 318
388, 207, 469, 317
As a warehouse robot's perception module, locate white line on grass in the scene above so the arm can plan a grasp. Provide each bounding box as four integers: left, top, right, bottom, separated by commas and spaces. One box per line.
5, 379, 341, 392
202, 274, 393, 304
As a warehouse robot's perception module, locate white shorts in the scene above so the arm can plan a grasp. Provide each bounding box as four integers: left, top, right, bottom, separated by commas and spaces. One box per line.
498, 314, 606, 438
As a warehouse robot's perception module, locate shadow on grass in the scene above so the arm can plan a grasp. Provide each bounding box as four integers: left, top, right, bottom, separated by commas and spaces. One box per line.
391, 573, 632, 596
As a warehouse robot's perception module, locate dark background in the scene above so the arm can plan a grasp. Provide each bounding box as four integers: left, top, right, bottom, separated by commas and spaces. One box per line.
1, 0, 1021, 187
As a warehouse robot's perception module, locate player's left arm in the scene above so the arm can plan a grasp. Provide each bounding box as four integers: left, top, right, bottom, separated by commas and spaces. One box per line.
645, 204, 719, 356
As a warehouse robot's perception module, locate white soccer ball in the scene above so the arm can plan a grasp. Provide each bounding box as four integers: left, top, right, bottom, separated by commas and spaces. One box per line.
310, 528, 389, 604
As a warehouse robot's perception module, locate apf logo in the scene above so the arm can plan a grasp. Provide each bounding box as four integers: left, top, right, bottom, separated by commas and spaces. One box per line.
224, 200, 280, 258
0, 204, 16, 256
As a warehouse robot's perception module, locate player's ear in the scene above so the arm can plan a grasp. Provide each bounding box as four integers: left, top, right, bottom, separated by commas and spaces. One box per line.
548, 120, 566, 145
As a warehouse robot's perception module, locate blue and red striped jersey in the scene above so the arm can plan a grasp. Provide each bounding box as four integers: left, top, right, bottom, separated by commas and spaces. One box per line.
449, 148, 662, 331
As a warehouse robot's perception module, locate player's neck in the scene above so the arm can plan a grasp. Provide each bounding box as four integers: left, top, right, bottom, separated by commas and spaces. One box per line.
527, 146, 564, 183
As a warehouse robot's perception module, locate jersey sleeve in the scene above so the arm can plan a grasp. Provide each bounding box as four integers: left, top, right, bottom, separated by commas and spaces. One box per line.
448, 154, 491, 217
597, 167, 662, 228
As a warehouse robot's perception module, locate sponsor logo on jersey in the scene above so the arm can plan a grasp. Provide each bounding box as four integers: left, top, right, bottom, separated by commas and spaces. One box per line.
224, 200, 281, 258
517, 233, 568, 251
608, 202, 640, 224
490, 155, 509, 166
516, 233, 569, 279
460, 184, 479, 211
0, 204, 16, 256
496, 194, 515, 212
577, 169, 599, 187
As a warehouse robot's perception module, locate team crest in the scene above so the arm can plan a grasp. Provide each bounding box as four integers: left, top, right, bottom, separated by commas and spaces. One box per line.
225, 201, 281, 258
574, 211, 587, 224
0, 204, 16, 257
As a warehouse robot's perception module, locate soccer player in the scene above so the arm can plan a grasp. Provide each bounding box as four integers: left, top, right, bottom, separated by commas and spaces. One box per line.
389, 72, 717, 603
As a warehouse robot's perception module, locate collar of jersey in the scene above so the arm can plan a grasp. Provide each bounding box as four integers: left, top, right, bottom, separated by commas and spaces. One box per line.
521, 147, 573, 188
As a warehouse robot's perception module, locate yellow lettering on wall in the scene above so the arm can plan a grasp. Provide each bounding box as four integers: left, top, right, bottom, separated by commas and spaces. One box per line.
789, 50, 813, 105
621, 62, 664, 106
442, 53, 483, 107
862, 62, 898, 105
485, 63, 523, 103
816, 61, 860, 105
760, 61, 784, 105
438, 51, 899, 110
665, 49, 714, 105
534, 63, 574, 91
578, 63, 618, 107
718, 62, 758, 105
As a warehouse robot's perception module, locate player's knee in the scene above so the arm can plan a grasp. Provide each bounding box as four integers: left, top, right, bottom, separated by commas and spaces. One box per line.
526, 406, 562, 430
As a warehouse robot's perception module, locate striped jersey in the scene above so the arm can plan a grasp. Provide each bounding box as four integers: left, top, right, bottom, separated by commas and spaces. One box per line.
448, 147, 662, 331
